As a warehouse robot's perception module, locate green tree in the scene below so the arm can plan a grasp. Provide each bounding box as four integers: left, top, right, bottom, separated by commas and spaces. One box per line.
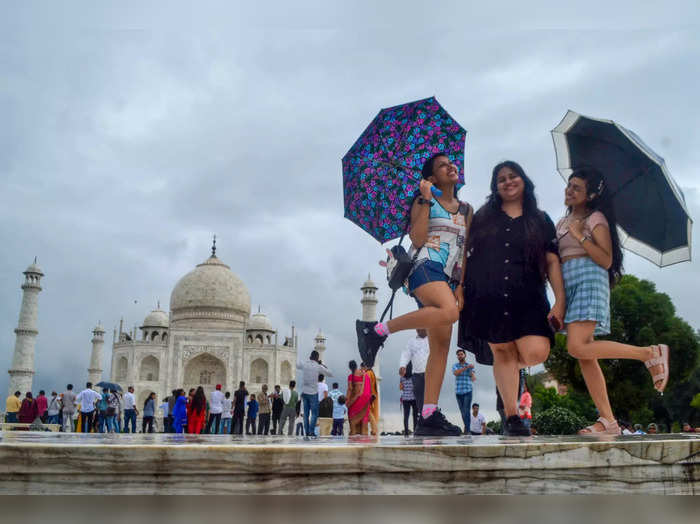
544, 275, 700, 427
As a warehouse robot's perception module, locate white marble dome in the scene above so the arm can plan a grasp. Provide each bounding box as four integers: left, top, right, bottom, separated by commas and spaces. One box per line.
248, 310, 274, 332
169, 255, 251, 321
142, 308, 169, 328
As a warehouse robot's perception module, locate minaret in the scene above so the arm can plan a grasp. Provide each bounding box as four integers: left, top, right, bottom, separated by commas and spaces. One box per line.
360, 275, 382, 429
88, 322, 105, 386
361, 274, 378, 322
314, 330, 327, 361
8, 259, 43, 397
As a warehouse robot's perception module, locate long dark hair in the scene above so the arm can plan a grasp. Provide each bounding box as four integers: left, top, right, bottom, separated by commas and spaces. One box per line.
470, 161, 550, 280
348, 360, 357, 374
192, 386, 206, 412
567, 167, 623, 286
143, 393, 153, 410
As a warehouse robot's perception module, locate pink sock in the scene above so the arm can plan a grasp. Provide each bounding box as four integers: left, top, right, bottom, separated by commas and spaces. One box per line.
374, 322, 390, 337
422, 404, 437, 418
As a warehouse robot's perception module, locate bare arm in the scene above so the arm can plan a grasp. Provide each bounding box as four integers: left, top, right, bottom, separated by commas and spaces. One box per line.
408, 197, 431, 249
408, 179, 435, 248
581, 225, 613, 270
546, 253, 566, 305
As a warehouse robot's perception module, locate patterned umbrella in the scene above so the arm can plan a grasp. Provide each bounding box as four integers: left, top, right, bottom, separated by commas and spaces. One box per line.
342, 97, 467, 243
552, 110, 692, 266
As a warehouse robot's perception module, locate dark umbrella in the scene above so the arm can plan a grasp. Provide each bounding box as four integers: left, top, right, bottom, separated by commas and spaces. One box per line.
552, 110, 692, 266
342, 96, 467, 243
95, 381, 122, 392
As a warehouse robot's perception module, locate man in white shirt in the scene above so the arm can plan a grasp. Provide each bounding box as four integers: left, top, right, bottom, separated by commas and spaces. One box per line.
317, 374, 329, 401
75, 382, 101, 433
122, 386, 138, 434
469, 403, 486, 436
220, 392, 233, 434
207, 384, 225, 434
398, 329, 429, 414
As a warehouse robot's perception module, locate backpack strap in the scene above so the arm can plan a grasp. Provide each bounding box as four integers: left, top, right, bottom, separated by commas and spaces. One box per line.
380, 194, 423, 323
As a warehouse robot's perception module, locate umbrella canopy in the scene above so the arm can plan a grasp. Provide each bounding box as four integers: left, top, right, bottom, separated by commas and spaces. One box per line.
95, 381, 122, 392
551, 110, 692, 267
342, 96, 466, 243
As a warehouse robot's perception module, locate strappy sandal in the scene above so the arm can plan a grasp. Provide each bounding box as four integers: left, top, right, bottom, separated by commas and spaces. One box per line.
578, 416, 620, 436
645, 344, 670, 394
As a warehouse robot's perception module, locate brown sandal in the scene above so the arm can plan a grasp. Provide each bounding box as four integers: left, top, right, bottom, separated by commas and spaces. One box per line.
578, 416, 620, 436
645, 344, 670, 394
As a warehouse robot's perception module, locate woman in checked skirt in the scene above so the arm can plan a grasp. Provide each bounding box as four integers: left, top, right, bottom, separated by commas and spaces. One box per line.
557, 167, 670, 435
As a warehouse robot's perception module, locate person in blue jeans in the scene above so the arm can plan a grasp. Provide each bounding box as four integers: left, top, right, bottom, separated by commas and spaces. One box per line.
97, 388, 109, 433
452, 349, 476, 433
296, 351, 332, 437
122, 386, 138, 433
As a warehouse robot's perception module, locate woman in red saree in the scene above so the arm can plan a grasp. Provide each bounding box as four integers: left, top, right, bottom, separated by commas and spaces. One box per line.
187, 386, 207, 434
346, 360, 371, 435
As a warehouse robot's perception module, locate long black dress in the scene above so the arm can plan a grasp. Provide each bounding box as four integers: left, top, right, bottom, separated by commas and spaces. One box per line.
458, 209, 557, 365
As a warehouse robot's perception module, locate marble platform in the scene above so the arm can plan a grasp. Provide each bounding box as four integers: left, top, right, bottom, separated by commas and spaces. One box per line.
0, 431, 697, 494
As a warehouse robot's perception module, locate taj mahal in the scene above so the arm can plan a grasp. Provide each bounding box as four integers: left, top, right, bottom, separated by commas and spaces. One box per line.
105, 242, 306, 407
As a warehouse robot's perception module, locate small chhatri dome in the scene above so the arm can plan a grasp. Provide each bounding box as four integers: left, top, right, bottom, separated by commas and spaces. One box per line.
93, 322, 106, 334
362, 273, 377, 289
169, 247, 251, 324
25, 257, 44, 276
142, 304, 169, 328
248, 307, 274, 332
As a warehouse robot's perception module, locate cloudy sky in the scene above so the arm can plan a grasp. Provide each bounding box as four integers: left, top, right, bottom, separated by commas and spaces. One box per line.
1, 2, 698, 428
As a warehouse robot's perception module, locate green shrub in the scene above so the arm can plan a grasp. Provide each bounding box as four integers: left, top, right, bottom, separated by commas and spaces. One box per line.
533, 406, 587, 435
487, 420, 502, 435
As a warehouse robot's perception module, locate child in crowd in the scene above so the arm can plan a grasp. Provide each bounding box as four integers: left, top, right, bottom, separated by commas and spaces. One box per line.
332, 395, 347, 436
246, 394, 258, 435
294, 400, 304, 436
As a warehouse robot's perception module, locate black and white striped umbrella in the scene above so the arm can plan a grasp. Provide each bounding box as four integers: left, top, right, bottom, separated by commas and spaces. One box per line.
551, 110, 692, 267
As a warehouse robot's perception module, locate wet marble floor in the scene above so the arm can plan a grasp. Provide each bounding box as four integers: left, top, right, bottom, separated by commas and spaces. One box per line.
3, 430, 698, 446
1, 431, 697, 494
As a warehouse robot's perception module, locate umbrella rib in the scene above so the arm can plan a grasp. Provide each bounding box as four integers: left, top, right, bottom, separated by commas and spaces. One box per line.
608, 164, 655, 200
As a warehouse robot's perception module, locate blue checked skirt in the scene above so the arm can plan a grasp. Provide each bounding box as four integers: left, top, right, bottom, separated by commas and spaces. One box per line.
562, 257, 610, 335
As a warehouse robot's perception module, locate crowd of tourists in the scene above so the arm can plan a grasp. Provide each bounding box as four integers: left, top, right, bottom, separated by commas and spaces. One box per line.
0, 350, 352, 436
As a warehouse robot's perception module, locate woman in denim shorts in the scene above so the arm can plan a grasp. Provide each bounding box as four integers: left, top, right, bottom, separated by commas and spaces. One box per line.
357, 152, 471, 436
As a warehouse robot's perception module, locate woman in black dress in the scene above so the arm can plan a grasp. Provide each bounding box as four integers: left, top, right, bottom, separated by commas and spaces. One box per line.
458, 161, 565, 436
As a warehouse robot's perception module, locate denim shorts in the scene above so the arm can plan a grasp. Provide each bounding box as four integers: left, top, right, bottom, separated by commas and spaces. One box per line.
407, 260, 453, 308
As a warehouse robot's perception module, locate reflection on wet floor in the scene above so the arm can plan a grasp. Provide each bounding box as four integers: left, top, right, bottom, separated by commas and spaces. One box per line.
0, 430, 697, 447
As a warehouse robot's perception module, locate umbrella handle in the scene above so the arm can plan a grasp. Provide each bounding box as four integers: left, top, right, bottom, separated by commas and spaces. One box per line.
431, 186, 443, 197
